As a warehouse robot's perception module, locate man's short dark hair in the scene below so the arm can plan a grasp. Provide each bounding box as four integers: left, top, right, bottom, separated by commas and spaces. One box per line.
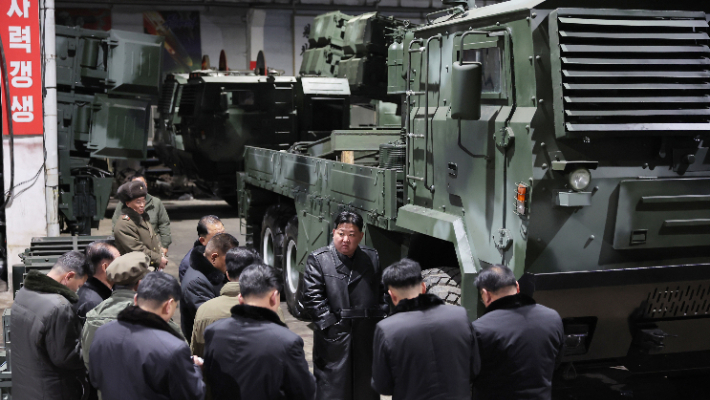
85, 241, 118, 276
205, 233, 240, 255
382, 258, 423, 289
239, 264, 282, 298
136, 272, 181, 303
226, 247, 262, 280
197, 215, 222, 238
130, 172, 145, 182
474, 265, 517, 293
53, 250, 90, 278
333, 211, 363, 232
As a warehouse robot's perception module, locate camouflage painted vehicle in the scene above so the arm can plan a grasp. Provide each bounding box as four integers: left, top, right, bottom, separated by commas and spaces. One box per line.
240, 0, 710, 374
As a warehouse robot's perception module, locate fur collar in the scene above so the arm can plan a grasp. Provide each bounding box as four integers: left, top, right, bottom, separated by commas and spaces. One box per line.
23, 270, 79, 303
117, 305, 183, 340
121, 205, 151, 224
484, 293, 537, 315
82, 277, 113, 300
189, 245, 227, 286
231, 304, 287, 327
393, 293, 444, 314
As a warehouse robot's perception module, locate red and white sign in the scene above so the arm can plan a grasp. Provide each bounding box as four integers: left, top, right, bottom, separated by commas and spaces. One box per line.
1, 0, 43, 135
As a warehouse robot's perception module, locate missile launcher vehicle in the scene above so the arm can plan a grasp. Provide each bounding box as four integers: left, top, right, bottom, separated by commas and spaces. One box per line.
55, 26, 163, 234
239, 0, 710, 375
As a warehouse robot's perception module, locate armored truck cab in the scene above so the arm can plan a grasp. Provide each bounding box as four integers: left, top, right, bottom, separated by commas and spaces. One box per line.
239, 0, 710, 374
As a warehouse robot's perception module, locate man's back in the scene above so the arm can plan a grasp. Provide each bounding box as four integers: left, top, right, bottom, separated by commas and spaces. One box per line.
89, 308, 204, 400
81, 289, 135, 369
204, 305, 315, 400
11, 276, 85, 400
472, 294, 564, 400
372, 294, 476, 400
181, 246, 224, 340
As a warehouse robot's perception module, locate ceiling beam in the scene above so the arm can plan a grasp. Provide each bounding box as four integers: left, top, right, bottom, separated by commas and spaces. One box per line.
56, 0, 441, 14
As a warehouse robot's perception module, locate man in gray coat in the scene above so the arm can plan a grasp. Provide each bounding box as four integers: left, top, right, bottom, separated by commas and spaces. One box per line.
90, 272, 205, 400
11, 251, 90, 400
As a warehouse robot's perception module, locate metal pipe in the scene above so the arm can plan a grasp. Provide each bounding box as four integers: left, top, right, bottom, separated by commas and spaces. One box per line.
42, 0, 60, 237
423, 33, 441, 192
405, 38, 423, 188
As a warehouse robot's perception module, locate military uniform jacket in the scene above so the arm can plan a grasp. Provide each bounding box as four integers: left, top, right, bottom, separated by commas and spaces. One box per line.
112, 194, 172, 248
114, 206, 162, 268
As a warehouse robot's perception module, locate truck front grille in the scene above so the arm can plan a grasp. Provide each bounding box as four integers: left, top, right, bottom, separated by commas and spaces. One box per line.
553, 8, 710, 135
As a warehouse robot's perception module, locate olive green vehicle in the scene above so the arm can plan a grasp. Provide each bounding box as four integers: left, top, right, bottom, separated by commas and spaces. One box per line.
239, 0, 710, 374
56, 26, 163, 234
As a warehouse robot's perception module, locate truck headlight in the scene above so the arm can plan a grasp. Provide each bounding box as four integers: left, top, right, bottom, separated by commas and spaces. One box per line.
568, 168, 591, 192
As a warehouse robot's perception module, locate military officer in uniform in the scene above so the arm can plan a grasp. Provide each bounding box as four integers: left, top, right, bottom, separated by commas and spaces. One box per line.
300, 211, 387, 400
113, 181, 168, 270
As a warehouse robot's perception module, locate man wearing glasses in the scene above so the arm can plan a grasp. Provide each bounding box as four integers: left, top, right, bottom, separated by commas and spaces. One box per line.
300, 211, 388, 400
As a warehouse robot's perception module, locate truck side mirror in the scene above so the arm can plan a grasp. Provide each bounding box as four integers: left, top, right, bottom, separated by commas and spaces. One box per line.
219, 92, 230, 112
451, 61, 482, 120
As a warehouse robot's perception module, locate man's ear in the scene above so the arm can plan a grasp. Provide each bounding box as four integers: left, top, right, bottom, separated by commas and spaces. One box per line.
210, 252, 219, 263
163, 298, 174, 315
420, 281, 427, 294
270, 290, 279, 307
199, 237, 207, 246
388, 288, 398, 305
516, 281, 520, 294
238, 293, 244, 305
133, 293, 139, 306
65, 271, 76, 281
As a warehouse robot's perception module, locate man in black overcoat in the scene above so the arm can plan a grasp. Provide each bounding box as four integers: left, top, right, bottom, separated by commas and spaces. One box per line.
300, 211, 387, 400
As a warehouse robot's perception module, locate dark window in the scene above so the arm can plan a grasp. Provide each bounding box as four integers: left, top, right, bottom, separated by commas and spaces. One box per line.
462, 47, 502, 93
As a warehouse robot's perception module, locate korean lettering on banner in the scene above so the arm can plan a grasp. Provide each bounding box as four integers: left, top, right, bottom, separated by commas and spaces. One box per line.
1, 0, 44, 135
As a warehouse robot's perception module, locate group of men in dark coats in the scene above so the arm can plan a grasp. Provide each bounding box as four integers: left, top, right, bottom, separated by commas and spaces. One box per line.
10, 208, 565, 400
300, 211, 565, 400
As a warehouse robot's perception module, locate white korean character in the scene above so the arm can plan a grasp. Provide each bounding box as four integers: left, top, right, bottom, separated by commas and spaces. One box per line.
9, 61, 31, 88
7, 0, 31, 18
8, 26, 31, 53
11, 95, 33, 122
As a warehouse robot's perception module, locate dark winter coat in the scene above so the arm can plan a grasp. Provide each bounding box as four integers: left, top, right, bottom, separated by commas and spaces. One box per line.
10, 270, 86, 400
204, 304, 316, 400
74, 277, 112, 323
472, 293, 564, 400
300, 244, 386, 400
179, 239, 200, 282
371, 293, 478, 400
89, 306, 205, 400
114, 205, 163, 268
180, 245, 227, 341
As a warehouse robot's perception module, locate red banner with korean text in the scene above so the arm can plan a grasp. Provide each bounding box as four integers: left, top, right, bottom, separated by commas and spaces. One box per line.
1, 0, 44, 135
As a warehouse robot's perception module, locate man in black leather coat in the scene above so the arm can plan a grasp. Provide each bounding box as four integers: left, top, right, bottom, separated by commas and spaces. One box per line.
300, 211, 387, 400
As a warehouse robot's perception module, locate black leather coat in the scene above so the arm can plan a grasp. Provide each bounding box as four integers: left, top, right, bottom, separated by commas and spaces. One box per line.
299, 244, 386, 400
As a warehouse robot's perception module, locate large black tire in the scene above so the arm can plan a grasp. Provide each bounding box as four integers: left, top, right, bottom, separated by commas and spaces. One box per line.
423, 267, 462, 305
260, 205, 294, 275
282, 215, 302, 317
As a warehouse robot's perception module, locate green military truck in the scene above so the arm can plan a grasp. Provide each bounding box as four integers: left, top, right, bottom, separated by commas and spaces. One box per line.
239, 0, 710, 374
55, 26, 163, 234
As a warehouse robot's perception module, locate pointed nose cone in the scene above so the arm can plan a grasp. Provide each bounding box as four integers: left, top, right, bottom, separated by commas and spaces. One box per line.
201, 55, 211, 70
219, 50, 229, 71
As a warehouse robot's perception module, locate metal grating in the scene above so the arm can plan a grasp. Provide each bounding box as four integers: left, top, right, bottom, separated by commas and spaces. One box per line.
556, 9, 710, 134
644, 284, 710, 318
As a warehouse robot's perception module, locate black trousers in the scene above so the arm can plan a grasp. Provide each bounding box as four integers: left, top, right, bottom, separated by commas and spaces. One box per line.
313, 318, 380, 400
